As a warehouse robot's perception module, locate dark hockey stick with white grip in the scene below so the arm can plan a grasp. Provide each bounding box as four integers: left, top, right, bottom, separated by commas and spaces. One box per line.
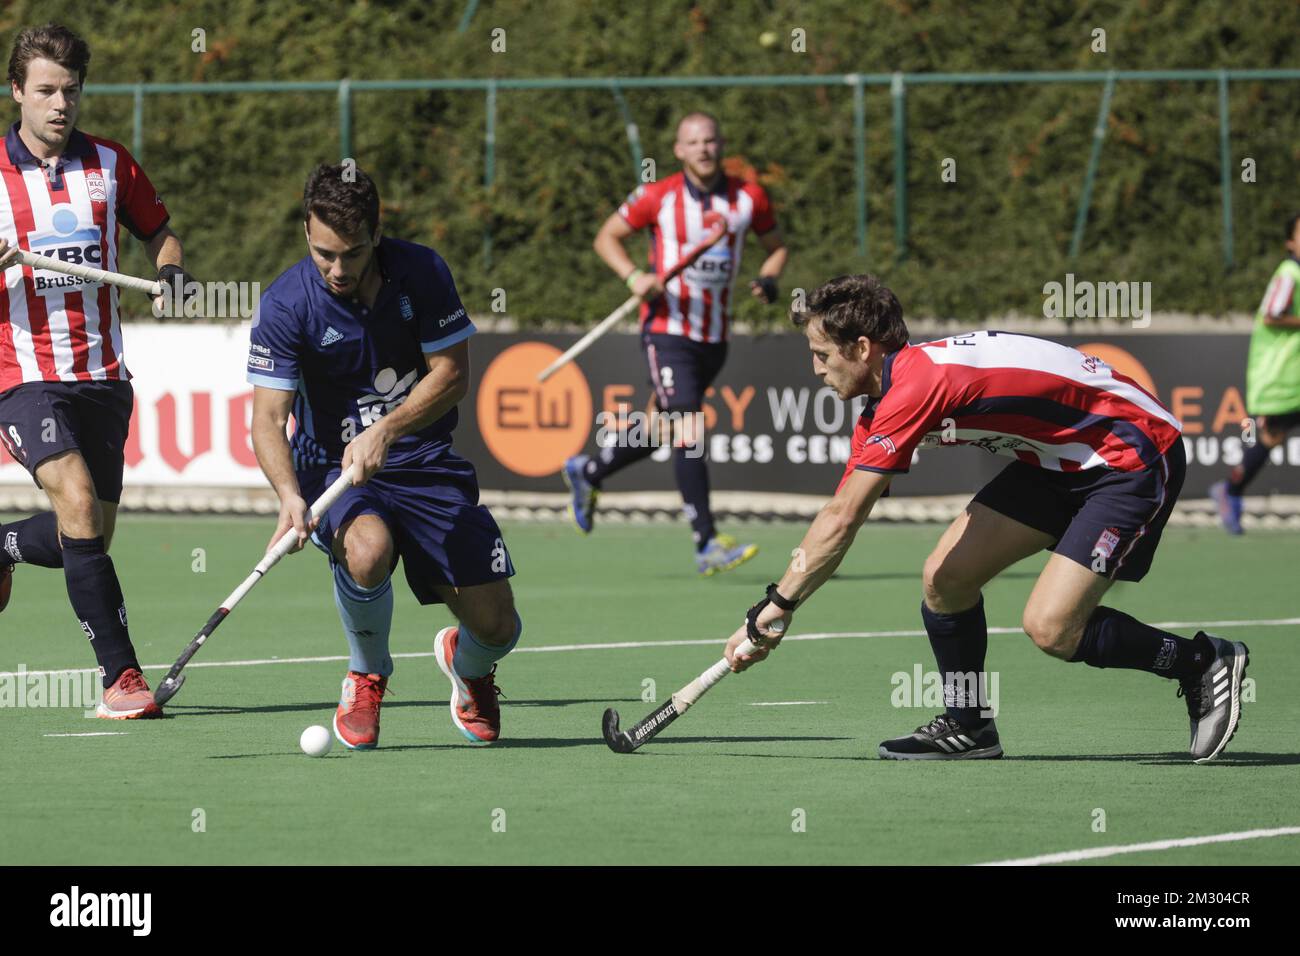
601, 622, 784, 754
153, 465, 359, 705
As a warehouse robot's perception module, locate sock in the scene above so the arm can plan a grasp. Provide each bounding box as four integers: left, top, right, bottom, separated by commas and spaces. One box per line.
1070, 606, 1212, 681
332, 563, 394, 677
61, 536, 137, 687
921, 597, 991, 728
674, 446, 715, 550
584, 441, 655, 487
0, 511, 63, 567
1227, 440, 1272, 495
453, 613, 521, 678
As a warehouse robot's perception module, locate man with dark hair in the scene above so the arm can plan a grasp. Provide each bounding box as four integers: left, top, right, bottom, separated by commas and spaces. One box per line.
0, 23, 195, 717
724, 274, 1249, 764
564, 111, 787, 575
249, 162, 519, 749
1210, 212, 1300, 534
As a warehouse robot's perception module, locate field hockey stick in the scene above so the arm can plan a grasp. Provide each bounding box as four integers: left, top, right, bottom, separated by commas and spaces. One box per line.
12, 248, 162, 297
601, 623, 783, 754
536, 211, 729, 382
153, 465, 359, 706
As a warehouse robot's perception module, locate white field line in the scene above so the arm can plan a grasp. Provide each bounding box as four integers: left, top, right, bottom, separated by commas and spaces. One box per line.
976, 827, 1300, 866
13, 616, 1299, 680
42, 732, 129, 738
749, 701, 828, 706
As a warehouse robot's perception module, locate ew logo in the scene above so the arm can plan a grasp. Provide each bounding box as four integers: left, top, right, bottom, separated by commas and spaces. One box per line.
49, 886, 152, 936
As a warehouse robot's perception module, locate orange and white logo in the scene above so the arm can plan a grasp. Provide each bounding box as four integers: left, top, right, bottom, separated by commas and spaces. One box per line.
476, 342, 592, 477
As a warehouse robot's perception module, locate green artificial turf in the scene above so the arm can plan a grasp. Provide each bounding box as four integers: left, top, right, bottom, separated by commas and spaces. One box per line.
1, 514, 1296, 865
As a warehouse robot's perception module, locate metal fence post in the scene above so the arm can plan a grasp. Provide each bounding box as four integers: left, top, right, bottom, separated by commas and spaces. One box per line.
891, 72, 907, 263
1068, 70, 1116, 260
338, 78, 352, 160
483, 79, 497, 271
610, 82, 645, 180
851, 74, 867, 260
1218, 69, 1234, 270
132, 84, 144, 160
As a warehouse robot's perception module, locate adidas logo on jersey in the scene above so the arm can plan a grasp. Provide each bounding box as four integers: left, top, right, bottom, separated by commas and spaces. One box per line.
320, 327, 344, 347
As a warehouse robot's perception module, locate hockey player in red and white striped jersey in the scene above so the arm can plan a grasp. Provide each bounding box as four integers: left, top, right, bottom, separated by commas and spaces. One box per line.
724, 274, 1249, 764
565, 111, 788, 576
0, 23, 196, 718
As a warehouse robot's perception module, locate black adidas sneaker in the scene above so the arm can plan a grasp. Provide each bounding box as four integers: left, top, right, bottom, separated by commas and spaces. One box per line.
878, 714, 1003, 760
1179, 632, 1249, 764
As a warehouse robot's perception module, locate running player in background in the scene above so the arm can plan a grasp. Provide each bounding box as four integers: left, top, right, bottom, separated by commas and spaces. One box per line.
0, 23, 196, 718
249, 163, 519, 749
563, 111, 788, 575
1210, 212, 1300, 534
725, 275, 1249, 764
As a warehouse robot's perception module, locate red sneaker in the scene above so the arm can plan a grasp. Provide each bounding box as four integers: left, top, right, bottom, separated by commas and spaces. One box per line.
434, 626, 502, 743
0, 563, 11, 613
96, 667, 163, 719
333, 671, 389, 750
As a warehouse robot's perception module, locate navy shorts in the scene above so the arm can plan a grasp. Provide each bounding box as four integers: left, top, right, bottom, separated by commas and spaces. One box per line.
0, 380, 134, 504
299, 453, 514, 606
972, 439, 1186, 583
641, 332, 727, 412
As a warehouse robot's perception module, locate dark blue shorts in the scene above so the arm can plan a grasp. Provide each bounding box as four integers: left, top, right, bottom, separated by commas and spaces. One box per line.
972, 439, 1186, 583
299, 453, 515, 606
0, 380, 134, 503
641, 332, 727, 412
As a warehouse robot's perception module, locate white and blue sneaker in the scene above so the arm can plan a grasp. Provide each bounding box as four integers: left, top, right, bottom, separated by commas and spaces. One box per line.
562, 455, 599, 534
1209, 481, 1244, 535
695, 534, 759, 576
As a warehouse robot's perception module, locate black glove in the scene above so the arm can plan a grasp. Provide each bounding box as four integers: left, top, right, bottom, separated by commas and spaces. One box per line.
750, 275, 779, 304
154, 264, 200, 317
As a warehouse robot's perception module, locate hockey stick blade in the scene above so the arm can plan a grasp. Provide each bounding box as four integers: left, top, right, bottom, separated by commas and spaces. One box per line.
602, 699, 679, 754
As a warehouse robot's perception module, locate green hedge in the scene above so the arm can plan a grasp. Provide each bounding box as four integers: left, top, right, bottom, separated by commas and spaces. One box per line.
5, 0, 1298, 324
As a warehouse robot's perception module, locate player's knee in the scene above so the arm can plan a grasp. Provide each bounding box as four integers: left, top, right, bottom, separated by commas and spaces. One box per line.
922, 554, 975, 610
1022, 608, 1075, 659
466, 603, 520, 647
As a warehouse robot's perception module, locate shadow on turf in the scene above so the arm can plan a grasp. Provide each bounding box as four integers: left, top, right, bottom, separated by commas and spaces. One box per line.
166, 697, 643, 716
1011, 751, 1300, 766
206, 734, 852, 758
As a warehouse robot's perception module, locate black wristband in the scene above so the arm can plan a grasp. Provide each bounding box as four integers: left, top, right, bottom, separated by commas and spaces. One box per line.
764, 582, 798, 611
753, 275, 778, 303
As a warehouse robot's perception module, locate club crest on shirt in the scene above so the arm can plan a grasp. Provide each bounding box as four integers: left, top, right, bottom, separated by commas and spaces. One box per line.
1093, 527, 1122, 559
867, 433, 897, 455
398, 295, 414, 322
84, 172, 107, 203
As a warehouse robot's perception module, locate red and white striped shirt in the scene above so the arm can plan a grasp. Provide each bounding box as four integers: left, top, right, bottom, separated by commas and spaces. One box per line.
0, 122, 170, 391
618, 171, 776, 343
841, 331, 1183, 489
